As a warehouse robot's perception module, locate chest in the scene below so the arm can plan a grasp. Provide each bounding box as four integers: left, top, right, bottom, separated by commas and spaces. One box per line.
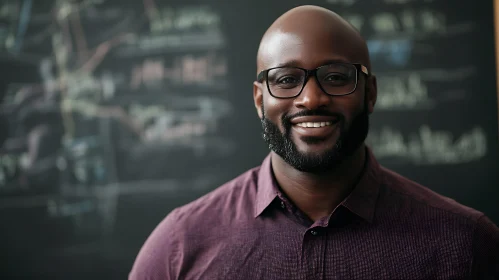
177, 226, 471, 280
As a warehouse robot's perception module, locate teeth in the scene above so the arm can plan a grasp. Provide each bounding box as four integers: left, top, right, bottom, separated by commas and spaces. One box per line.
296, 121, 332, 128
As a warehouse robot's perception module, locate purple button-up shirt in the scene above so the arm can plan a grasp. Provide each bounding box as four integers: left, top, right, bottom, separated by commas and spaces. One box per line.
129, 147, 499, 279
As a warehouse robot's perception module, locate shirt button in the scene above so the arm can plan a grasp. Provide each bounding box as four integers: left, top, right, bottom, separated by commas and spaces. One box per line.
310, 230, 318, 236
280, 201, 286, 209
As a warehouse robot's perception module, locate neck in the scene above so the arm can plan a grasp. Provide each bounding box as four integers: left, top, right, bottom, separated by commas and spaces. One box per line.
271, 145, 367, 222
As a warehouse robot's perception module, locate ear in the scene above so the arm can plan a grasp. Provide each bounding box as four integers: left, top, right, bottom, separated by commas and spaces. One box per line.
366, 75, 377, 114
253, 81, 263, 119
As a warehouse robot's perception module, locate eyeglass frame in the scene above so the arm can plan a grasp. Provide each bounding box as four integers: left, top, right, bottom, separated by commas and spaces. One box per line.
256, 62, 370, 99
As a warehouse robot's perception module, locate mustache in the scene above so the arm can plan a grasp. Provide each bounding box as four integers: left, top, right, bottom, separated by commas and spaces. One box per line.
282, 109, 344, 124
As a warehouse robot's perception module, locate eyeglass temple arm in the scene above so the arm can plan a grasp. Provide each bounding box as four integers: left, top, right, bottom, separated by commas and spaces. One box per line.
257, 71, 265, 82
359, 64, 369, 76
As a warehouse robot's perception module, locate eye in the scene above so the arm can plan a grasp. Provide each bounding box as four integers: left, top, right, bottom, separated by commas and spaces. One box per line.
277, 76, 300, 84
324, 73, 349, 85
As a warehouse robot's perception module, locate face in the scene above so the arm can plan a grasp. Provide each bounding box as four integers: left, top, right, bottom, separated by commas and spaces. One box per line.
260, 96, 369, 173
254, 32, 376, 174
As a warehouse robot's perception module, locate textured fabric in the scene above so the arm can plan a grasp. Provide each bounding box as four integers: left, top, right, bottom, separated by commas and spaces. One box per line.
129, 147, 499, 280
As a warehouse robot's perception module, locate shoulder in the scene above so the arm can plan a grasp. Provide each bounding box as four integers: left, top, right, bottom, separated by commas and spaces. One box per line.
173, 164, 261, 227
128, 206, 182, 279
378, 166, 484, 222
128, 166, 261, 279
376, 166, 499, 276
470, 215, 499, 277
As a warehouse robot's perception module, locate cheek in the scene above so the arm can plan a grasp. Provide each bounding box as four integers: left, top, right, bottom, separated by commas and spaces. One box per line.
263, 96, 290, 123
265, 95, 284, 109
337, 96, 365, 129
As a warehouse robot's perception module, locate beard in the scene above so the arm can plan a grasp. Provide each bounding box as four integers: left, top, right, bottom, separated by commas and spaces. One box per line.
260, 99, 369, 174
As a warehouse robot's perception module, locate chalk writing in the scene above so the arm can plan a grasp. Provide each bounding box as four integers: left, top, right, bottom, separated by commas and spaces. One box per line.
47, 198, 96, 218
130, 54, 227, 88
0, 1, 234, 240
127, 97, 231, 143
339, 10, 473, 38
384, 0, 436, 3
384, 0, 413, 3
367, 126, 487, 164
149, 6, 221, 33
144, 120, 208, 142
371, 10, 446, 35
325, 0, 357, 5
379, 67, 476, 81
117, 31, 225, 56
65, 72, 103, 100
0, 2, 19, 19
0, 1, 18, 50
0, 154, 18, 186
105, 5, 227, 55
376, 73, 433, 109
375, 67, 476, 110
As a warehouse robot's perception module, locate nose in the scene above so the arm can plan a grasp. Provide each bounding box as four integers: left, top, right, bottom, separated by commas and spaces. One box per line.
293, 76, 331, 110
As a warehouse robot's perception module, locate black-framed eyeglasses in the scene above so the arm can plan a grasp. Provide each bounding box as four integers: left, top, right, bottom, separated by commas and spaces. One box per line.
256, 62, 369, 99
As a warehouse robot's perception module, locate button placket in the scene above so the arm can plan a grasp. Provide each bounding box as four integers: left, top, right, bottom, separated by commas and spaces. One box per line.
301, 227, 326, 278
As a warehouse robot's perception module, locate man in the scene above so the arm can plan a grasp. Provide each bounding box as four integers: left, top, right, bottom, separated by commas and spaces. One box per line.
129, 5, 499, 279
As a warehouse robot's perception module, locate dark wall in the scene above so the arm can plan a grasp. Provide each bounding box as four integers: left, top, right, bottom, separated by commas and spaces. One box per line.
0, 0, 498, 279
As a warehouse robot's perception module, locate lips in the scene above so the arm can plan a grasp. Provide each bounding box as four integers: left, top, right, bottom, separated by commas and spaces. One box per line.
290, 116, 340, 139
290, 115, 340, 124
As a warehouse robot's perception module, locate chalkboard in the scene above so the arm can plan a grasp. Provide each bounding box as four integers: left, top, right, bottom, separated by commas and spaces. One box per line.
0, 0, 497, 279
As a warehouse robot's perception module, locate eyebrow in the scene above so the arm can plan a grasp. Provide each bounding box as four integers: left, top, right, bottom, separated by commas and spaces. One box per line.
274, 58, 351, 68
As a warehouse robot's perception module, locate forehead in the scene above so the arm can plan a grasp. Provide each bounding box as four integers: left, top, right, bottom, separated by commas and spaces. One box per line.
259, 29, 362, 70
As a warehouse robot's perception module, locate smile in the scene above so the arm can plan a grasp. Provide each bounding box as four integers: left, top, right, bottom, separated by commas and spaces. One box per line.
296, 121, 333, 128
292, 121, 338, 139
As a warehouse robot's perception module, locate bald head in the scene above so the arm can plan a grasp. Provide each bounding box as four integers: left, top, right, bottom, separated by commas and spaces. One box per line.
257, 5, 371, 74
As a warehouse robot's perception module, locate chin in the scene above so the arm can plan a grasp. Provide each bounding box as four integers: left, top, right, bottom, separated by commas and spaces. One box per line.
295, 145, 337, 158
294, 136, 340, 154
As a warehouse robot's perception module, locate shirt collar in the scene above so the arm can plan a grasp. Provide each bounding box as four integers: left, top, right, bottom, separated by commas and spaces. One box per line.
254, 154, 279, 217
254, 146, 382, 222
340, 146, 382, 223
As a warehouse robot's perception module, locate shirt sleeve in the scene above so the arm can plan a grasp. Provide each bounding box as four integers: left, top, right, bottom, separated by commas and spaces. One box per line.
128, 208, 180, 280
470, 214, 499, 279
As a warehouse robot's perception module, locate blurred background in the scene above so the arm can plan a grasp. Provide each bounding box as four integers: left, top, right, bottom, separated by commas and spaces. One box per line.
0, 0, 498, 279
